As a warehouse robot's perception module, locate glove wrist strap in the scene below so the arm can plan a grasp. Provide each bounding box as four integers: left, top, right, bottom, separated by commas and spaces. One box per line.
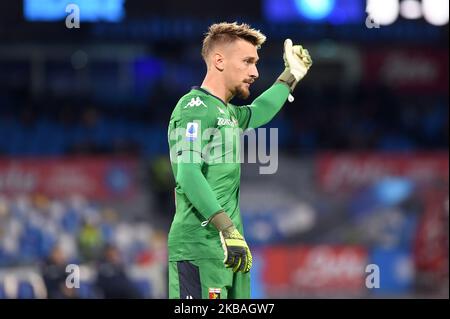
209, 211, 235, 233
276, 69, 298, 92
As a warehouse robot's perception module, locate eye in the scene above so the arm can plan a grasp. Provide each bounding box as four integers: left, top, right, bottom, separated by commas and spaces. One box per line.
244, 59, 258, 66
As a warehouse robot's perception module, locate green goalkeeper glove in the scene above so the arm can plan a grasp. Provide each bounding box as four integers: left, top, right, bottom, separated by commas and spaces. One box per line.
220, 227, 252, 273
209, 211, 252, 273
276, 38, 313, 102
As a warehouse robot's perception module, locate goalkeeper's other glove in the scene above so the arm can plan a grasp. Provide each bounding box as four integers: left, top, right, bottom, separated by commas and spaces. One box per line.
276, 38, 313, 102
209, 211, 252, 273
220, 227, 252, 273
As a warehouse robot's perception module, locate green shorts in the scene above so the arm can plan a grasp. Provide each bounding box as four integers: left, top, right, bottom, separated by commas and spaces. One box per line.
168, 259, 251, 299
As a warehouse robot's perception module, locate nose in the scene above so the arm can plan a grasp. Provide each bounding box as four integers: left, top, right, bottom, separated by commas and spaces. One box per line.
250, 64, 259, 80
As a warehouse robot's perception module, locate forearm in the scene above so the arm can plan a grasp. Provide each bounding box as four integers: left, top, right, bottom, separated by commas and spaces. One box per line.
176, 158, 223, 220
248, 83, 290, 129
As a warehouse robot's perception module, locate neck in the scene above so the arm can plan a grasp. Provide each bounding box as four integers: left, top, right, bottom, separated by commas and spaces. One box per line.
201, 72, 233, 104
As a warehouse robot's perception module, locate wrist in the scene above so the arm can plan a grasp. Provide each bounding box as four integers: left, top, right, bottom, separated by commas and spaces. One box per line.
209, 211, 235, 233
276, 68, 298, 92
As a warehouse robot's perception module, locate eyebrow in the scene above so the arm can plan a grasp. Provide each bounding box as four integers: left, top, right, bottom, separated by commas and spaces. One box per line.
244, 56, 259, 62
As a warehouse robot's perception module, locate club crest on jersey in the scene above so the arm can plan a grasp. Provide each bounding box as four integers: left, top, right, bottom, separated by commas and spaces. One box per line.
185, 122, 198, 141
184, 97, 207, 108
208, 288, 221, 299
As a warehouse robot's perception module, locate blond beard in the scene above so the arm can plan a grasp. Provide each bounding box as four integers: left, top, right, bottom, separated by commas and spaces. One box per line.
235, 84, 250, 99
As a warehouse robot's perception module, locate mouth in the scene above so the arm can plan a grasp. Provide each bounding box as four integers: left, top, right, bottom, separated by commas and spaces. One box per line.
243, 80, 253, 88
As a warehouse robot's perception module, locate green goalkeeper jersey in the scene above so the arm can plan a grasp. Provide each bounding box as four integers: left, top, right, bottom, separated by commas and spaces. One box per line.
167, 84, 290, 261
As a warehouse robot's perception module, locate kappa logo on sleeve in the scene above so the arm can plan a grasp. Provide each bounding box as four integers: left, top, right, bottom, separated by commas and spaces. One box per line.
185, 122, 199, 141
184, 97, 207, 108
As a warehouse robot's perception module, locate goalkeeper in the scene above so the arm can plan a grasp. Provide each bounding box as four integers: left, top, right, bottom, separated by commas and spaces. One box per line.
167, 22, 312, 299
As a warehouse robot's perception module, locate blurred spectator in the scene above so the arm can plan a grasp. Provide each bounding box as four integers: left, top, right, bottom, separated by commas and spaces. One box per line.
41, 246, 78, 299
96, 245, 142, 299
78, 219, 103, 262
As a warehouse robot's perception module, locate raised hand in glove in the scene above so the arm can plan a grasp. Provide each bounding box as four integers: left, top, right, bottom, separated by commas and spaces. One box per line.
276, 38, 313, 102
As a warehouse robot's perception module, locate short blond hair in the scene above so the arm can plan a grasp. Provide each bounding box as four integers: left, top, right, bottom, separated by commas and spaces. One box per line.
201, 22, 266, 61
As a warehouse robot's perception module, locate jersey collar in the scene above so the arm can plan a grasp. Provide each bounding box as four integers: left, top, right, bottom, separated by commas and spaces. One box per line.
191, 86, 227, 107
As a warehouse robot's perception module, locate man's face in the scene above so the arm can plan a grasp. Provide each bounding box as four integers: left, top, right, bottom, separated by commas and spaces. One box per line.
222, 39, 259, 99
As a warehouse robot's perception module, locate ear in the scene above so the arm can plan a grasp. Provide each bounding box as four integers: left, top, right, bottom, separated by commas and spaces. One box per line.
213, 52, 225, 72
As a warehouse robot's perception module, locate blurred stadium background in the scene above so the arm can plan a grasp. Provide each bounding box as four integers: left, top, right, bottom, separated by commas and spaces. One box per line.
0, 0, 448, 299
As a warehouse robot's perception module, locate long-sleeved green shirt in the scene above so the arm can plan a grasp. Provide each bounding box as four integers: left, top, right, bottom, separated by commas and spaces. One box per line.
167, 83, 290, 261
